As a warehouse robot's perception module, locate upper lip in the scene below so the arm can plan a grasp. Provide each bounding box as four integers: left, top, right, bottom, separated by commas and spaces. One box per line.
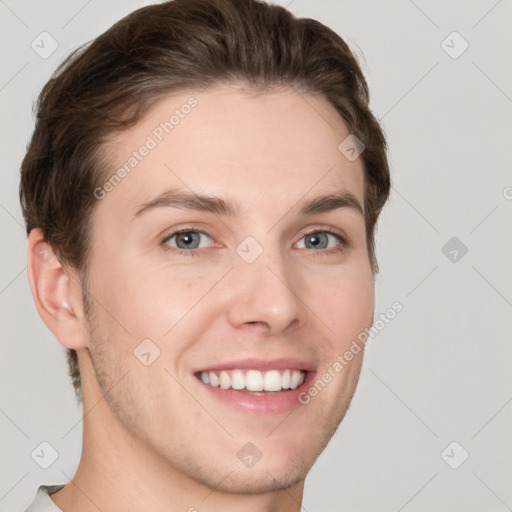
193, 357, 317, 374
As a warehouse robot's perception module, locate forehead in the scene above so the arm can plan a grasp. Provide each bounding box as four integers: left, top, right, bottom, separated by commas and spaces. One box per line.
95, 84, 365, 221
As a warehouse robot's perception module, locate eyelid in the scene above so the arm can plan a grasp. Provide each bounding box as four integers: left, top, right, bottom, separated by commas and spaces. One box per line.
298, 225, 349, 243
161, 227, 214, 247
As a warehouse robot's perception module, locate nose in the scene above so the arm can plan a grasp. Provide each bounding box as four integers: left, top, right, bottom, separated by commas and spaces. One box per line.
225, 246, 307, 335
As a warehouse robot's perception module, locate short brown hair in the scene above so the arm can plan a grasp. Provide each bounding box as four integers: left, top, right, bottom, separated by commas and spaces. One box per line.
19, 0, 390, 404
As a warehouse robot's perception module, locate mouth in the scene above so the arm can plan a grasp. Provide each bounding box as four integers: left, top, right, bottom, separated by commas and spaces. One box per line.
192, 358, 316, 414
194, 368, 306, 394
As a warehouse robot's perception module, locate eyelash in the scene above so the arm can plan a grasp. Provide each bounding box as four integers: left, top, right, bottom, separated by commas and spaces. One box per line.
161, 227, 349, 257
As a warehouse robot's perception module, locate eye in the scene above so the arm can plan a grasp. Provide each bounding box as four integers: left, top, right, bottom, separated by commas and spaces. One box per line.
162, 229, 212, 252
160, 227, 348, 257
296, 230, 347, 252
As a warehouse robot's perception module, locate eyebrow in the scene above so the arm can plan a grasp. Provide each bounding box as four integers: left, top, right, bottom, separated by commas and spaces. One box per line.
134, 188, 364, 218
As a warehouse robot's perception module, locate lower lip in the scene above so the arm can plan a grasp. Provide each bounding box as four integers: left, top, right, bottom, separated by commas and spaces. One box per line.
194, 372, 316, 414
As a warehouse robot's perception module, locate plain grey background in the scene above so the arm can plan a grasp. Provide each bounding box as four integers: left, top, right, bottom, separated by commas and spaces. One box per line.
1, 1, 511, 511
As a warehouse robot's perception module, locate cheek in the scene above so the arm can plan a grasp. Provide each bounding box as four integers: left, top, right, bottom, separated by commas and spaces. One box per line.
311, 265, 374, 348
93, 255, 223, 344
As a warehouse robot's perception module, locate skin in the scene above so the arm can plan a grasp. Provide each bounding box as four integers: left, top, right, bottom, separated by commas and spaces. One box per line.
27, 83, 375, 512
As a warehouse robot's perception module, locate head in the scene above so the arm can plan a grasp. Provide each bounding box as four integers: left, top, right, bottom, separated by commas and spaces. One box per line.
20, 0, 390, 495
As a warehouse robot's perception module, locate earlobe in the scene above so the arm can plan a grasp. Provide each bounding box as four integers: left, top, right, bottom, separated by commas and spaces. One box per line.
27, 228, 87, 351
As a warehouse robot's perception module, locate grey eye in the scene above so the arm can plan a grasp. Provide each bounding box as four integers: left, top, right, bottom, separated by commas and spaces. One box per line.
304, 233, 329, 249
297, 232, 341, 250
165, 230, 211, 250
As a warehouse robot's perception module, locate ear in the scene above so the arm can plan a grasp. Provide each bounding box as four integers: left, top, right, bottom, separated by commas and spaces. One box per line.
27, 228, 88, 350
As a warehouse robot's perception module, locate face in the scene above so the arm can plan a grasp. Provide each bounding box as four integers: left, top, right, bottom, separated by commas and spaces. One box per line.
82, 83, 374, 493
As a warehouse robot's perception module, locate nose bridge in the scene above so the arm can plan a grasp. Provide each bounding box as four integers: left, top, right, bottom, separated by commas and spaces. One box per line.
226, 234, 305, 333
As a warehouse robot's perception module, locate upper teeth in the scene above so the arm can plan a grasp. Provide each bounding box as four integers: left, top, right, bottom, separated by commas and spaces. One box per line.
199, 369, 306, 391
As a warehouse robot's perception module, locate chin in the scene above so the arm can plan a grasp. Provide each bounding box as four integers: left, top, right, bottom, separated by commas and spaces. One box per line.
173, 442, 313, 495
212, 462, 309, 495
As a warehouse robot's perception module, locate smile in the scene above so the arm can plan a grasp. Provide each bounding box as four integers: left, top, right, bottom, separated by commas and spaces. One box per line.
196, 369, 306, 392
192, 357, 316, 413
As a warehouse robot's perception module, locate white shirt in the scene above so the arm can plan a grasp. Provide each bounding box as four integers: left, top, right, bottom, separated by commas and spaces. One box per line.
25, 484, 65, 512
